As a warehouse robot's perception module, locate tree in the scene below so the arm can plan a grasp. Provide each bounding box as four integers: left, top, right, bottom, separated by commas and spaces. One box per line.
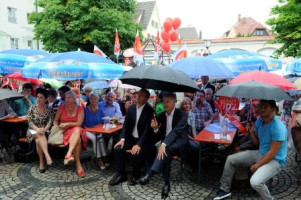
266, 0, 301, 58
29, 0, 142, 58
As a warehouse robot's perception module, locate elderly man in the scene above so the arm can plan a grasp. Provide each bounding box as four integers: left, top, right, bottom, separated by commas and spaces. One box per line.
98, 91, 122, 119
204, 88, 216, 113
214, 100, 287, 200
199, 76, 215, 93
109, 89, 155, 186
138, 93, 188, 199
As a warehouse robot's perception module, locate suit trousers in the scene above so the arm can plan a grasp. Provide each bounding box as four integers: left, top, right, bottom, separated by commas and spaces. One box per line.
114, 138, 155, 178
151, 141, 187, 182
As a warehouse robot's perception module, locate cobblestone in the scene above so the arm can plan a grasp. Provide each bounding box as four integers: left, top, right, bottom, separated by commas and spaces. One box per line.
0, 150, 300, 199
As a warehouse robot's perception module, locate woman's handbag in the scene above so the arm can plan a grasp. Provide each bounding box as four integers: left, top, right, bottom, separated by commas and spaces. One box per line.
48, 125, 64, 145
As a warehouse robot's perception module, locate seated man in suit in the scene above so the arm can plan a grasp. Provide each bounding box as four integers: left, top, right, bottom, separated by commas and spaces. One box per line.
109, 89, 155, 186
138, 92, 189, 199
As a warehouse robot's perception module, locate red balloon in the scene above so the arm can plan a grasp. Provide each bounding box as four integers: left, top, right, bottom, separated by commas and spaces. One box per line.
161, 42, 170, 52
172, 18, 181, 30
161, 31, 170, 42
163, 20, 172, 32
170, 32, 178, 42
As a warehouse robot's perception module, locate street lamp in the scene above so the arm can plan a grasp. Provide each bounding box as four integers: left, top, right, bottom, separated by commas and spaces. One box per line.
203, 39, 211, 56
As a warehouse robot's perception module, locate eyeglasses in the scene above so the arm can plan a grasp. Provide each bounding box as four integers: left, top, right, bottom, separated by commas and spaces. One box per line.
23, 89, 32, 92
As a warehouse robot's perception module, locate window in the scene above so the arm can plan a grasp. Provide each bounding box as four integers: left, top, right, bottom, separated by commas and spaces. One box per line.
10, 38, 19, 49
147, 34, 151, 39
27, 13, 30, 23
253, 29, 267, 36
28, 40, 33, 48
8, 7, 17, 23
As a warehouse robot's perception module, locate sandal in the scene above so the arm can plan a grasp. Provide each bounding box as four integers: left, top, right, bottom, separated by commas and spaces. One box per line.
76, 169, 85, 178
64, 155, 74, 166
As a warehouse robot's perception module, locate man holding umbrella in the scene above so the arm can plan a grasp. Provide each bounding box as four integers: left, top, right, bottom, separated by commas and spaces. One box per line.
138, 92, 189, 199
214, 100, 287, 200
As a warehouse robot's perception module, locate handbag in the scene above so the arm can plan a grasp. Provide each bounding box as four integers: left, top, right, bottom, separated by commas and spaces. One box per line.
48, 125, 64, 145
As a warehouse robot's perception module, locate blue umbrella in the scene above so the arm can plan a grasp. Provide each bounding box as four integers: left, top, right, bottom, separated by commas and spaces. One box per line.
208, 50, 282, 75
83, 81, 109, 90
283, 59, 301, 75
0, 48, 49, 74
169, 57, 234, 79
21, 51, 125, 80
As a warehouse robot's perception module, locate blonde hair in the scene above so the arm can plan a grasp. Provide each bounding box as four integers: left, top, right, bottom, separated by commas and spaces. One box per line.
180, 97, 192, 111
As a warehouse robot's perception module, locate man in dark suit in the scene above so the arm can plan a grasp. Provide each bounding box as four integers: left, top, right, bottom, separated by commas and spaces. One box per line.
138, 93, 188, 199
109, 89, 155, 186
199, 76, 216, 93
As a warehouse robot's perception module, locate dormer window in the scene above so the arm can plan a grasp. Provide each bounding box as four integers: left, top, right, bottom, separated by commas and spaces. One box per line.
253, 29, 267, 36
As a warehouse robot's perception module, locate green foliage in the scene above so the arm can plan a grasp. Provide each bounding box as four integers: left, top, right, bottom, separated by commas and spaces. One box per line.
29, 0, 142, 57
267, 0, 301, 58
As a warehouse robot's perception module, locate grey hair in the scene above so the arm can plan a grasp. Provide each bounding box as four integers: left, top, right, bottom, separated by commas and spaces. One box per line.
65, 90, 76, 99
204, 88, 213, 94
106, 91, 116, 99
89, 91, 99, 99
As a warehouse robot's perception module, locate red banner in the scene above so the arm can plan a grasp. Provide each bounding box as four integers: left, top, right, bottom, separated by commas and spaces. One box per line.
214, 96, 239, 115
226, 114, 248, 135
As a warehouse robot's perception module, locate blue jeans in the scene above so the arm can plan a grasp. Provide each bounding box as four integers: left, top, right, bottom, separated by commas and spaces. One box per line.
220, 150, 282, 200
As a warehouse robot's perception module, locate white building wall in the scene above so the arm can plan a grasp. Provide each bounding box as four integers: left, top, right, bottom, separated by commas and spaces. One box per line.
0, 0, 42, 51
142, 3, 161, 40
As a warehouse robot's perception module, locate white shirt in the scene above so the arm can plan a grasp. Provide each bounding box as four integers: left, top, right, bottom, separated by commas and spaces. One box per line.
131, 104, 145, 138
201, 82, 208, 90
165, 107, 175, 137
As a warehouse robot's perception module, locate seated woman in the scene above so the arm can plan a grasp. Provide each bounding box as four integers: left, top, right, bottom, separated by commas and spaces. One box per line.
27, 88, 54, 173
82, 92, 108, 170
53, 91, 87, 177
0, 99, 16, 151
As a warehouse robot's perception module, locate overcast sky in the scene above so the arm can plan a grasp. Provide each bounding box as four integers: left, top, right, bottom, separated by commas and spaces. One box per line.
139, 0, 280, 39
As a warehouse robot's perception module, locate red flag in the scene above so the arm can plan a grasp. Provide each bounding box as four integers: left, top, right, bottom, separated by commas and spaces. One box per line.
114, 29, 121, 57
154, 31, 160, 60
93, 45, 108, 58
134, 31, 144, 63
134, 31, 143, 55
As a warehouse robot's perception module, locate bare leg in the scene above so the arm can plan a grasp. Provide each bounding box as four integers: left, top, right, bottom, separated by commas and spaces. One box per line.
35, 138, 45, 169
66, 128, 81, 157
36, 134, 52, 164
74, 139, 83, 172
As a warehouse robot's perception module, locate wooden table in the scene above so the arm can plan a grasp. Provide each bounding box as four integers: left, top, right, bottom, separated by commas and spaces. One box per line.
84, 124, 123, 161
1, 117, 28, 123
194, 125, 236, 184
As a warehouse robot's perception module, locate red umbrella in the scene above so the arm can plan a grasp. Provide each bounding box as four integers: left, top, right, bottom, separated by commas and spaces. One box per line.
229, 71, 296, 90
6, 72, 42, 85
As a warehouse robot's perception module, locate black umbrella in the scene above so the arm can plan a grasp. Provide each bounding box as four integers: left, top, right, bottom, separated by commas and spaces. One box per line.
0, 89, 23, 101
215, 81, 291, 101
119, 65, 199, 92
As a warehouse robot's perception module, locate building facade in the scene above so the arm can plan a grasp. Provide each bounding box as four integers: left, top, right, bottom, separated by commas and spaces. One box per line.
0, 0, 40, 51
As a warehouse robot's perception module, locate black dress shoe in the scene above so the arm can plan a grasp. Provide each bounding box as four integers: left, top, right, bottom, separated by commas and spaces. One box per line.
161, 184, 170, 199
39, 168, 46, 173
128, 177, 138, 186
46, 163, 53, 170
109, 175, 127, 186
138, 174, 151, 185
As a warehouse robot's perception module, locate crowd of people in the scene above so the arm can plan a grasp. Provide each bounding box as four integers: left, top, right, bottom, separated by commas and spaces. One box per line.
0, 75, 297, 200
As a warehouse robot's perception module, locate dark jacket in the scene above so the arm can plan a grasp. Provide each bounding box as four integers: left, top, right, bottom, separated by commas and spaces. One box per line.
120, 103, 154, 146
198, 82, 216, 93
155, 108, 188, 147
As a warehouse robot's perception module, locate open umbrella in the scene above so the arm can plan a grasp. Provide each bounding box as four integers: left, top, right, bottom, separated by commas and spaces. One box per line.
40, 78, 63, 89
119, 65, 199, 92
284, 59, 301, 75
229, 70, 295, 90
209, 49, 282, 74
170, 57, 234, 79
6, 72, 43, 85
0, 49, 49, 74
0, 88, 23, 101
216, 81, 291, 101
83, 81, 109, 90
21, 51, 125, 80
108, 79, 140, 90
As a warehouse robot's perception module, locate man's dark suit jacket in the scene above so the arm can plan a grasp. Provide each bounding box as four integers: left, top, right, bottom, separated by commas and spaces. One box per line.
120, 103, 154, 147
155, 108, 188, 147
198, 82, 216, 93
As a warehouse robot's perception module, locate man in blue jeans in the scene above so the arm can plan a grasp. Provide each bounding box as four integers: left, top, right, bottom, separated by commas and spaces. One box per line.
214, 100, 287, 200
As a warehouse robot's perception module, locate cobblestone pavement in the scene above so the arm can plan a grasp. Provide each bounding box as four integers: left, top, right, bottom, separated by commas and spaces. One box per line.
0, 148, 300, 200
